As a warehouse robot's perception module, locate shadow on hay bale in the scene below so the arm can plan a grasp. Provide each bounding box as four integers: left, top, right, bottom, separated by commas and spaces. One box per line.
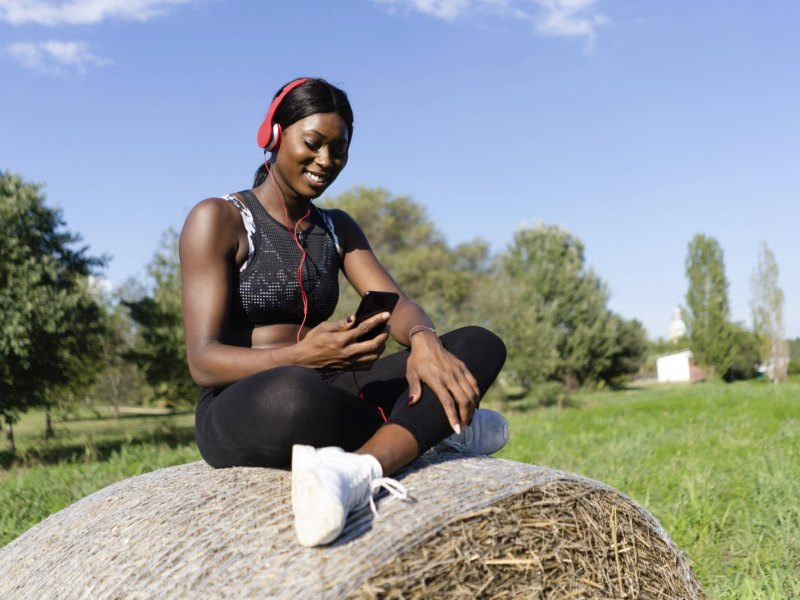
0, 454, 704, 599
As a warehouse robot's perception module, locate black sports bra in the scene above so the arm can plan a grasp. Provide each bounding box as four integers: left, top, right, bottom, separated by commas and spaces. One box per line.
226, 190, 341, 328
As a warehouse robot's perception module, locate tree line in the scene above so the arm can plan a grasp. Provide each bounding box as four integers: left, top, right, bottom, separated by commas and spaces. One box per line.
1, 172, 794, 451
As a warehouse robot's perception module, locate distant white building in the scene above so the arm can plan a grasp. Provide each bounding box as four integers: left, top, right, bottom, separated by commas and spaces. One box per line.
656, 350, 705, 383
669, 307, 687, 342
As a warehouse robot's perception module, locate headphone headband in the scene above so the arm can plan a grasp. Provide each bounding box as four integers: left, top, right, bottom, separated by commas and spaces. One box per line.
257, 77, 312, 151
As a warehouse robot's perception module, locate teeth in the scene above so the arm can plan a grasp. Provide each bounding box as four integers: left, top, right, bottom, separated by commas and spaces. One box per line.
305, 172, 325, 183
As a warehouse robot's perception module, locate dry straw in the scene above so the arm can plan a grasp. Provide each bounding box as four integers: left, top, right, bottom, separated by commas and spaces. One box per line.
0, 454, 704, 599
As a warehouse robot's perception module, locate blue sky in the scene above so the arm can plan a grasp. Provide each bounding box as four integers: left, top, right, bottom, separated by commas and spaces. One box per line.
1, 0, 798, 340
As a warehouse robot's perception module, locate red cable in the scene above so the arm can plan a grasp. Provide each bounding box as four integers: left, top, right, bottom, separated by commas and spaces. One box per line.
352, 372, 387, 423
265, 159, 384, 421
269, 165, 311, 343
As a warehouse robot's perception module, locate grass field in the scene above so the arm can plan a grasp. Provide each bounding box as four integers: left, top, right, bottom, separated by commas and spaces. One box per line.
496, 378, 800, 599
2, 379, 798, 599
0, 408, 199, 548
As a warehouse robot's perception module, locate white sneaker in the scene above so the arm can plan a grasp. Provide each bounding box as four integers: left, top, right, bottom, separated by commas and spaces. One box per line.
291, 445, 407, 547
436, 409, 509, 455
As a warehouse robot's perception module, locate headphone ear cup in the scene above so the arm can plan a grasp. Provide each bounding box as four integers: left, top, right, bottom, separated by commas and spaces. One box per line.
266, 123, 282, 152
257, 78, 311, 150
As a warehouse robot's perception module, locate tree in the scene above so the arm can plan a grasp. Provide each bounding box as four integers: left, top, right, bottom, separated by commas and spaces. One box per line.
493, 223, 645, 392
124, 230, 196, 409
600, 316, 649, 386
39, 275, 107, 436
0, 172, 106, 450
88, 290, 150, 416
321, 188, 490, 332
788, 338, 800, 375
684, 234, 734, 378
750, 242, 789, 383
724, 323, 761, 382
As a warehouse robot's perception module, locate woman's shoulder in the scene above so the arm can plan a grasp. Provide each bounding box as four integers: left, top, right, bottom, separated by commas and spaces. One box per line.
187, 195, 242, 222
315, 206, 359, 230
315, 206, 370, 251
182, 195, 246, 244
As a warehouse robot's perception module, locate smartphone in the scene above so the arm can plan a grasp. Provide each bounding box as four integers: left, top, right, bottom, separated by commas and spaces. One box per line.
354, 291, 399, 341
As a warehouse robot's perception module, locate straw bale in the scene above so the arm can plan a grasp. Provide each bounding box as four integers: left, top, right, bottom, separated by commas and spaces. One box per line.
0, 454, 703, 599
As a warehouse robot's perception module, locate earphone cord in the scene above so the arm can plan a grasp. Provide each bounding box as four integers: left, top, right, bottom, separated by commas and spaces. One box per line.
351, 372, 388, 422
267, 158, 311, 343
263, 160, 386, 421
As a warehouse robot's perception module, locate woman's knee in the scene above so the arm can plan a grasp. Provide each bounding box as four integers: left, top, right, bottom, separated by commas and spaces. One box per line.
197, 366, 327, 468
443, 326, 507, 365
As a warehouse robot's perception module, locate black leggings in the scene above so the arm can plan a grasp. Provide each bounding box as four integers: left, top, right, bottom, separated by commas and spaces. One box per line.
195, 326, 506, 469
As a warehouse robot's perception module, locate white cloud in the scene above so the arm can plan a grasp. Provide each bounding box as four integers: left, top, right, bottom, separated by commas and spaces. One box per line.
0, 0, 194, 26
0, 1, 195, 76
374, 0, 605, 45
533, 0, 606, 43
5, 39, 110, 75
376, 0, 526, 20
377, 0, 473, 20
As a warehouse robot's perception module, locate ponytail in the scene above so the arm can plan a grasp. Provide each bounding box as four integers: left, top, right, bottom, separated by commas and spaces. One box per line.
253, 161, 269, 187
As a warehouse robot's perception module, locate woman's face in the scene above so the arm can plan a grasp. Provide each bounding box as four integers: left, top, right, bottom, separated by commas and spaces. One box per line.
273, 112, 350, 200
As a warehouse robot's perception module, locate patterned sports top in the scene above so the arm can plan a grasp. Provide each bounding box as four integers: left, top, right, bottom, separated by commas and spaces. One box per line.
224, 190, 342, 328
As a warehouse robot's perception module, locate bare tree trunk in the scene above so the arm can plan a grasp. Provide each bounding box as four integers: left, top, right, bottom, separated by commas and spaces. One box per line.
5, 414, 14, 453
45, 405, 54, 439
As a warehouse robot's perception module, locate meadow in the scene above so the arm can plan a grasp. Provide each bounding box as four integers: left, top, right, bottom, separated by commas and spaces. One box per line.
1, 379, 798, 599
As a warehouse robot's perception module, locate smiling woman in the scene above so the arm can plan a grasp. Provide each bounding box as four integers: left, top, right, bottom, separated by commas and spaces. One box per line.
178, 77, 509, 548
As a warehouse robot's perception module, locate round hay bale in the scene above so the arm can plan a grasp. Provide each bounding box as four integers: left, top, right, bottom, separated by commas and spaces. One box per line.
0, 454, 704, 599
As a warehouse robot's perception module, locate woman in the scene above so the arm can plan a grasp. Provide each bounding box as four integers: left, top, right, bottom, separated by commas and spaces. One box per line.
180, 77, 508, 547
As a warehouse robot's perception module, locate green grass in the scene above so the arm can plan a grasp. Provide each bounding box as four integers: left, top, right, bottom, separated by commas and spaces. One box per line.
0, 408, 199, 546
2, 381, 799, 599
494, 378, 800, 599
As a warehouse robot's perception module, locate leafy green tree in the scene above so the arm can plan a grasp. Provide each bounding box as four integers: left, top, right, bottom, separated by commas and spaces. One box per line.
88, 290, 151, 416
477, 272, 560, 391
723, 323, 761, 382
684, 234, 734, 378
321, 188, 490, 332
494, 223, 644, 391
123, 230, 196, 409
600, 316, 649, 386
750, 242, 789, 383
0, 172, 105, 450
40, 276, 108, 436
788, 338, 800, 375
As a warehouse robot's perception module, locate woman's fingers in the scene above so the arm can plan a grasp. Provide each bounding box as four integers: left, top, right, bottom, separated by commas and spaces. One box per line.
406, 375, 422, 405
429, 380, 462, 434
406, 344, 479, 432
343, 329, 389, 370
352, 311, 390, 341
453, 366, 480, 424
419, 368, 471, 433
441, 371, 475, 428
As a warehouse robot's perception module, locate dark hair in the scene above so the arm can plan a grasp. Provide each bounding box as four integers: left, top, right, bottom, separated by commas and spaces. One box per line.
253, 78, 354, 187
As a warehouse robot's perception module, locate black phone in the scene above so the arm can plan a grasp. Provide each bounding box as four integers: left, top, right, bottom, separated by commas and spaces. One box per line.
354, 291, 399, 341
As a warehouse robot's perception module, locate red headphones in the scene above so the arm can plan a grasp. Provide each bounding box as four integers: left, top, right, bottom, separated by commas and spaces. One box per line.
257, 77, 311, 152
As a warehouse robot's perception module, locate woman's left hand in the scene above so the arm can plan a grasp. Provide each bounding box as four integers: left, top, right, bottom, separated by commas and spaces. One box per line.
405, 333, 480, 434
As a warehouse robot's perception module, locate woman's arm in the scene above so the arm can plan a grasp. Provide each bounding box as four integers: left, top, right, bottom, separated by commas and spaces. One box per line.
180, 198, 299, 387
332, 210, 480, 432
180, 199, 389, 388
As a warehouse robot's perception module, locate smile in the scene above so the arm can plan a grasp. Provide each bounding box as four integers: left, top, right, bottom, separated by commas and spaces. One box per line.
304, 171, 327, 184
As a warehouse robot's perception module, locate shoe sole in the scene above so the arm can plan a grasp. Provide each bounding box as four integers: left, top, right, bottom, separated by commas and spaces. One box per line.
292, 445, 346, 547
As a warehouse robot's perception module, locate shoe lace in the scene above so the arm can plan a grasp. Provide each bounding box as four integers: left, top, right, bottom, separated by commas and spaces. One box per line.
369, 477, 408, 519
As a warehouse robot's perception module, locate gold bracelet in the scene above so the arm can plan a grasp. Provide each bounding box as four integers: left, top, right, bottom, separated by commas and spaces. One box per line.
408, 325, 437, 340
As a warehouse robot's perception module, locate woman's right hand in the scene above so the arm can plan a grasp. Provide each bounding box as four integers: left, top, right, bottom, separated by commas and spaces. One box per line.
298, 312, 391, 370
